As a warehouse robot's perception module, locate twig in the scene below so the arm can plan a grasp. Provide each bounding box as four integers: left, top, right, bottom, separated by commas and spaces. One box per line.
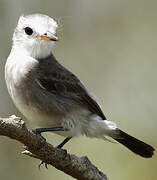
0, 115, 107, 180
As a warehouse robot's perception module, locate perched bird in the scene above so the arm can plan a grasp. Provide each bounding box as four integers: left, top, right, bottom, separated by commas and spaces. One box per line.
5, 13, 154, 158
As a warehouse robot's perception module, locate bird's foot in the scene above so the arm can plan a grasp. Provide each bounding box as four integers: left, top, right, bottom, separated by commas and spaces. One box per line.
38, 160, 48, 170
32, 129, 47, 149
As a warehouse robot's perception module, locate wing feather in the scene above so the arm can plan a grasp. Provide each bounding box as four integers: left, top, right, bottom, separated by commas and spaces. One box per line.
36, 55, 106, 120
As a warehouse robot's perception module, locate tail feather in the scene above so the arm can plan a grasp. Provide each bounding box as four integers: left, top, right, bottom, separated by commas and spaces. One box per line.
113, 129, 155, 158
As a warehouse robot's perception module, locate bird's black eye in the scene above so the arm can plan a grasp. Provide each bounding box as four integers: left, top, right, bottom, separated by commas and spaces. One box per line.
24, 27, 33, 35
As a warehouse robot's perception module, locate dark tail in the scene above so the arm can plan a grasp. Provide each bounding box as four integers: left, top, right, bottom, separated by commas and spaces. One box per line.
113, 129, 155, 158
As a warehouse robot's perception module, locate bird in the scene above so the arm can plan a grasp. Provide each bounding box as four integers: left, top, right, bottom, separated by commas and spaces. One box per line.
5, 13, 154, 158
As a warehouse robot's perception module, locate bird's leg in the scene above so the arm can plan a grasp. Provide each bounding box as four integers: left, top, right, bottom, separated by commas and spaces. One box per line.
33, 127, 68, 143
56, 136, 72, 149
33, 127, 70, 169
33, 127, 68, 134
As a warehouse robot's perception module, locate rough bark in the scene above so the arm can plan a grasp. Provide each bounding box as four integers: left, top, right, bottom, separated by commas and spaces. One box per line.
0, 115, 107, 180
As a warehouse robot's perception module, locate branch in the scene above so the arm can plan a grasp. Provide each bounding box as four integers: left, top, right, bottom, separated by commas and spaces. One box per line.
0, 115, 107, 180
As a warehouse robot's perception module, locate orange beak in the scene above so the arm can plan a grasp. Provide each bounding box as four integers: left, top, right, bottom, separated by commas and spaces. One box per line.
40, 35, 58, 41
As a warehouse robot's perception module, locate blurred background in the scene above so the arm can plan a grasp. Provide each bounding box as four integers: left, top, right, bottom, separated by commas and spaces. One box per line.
0, 0, 157, 179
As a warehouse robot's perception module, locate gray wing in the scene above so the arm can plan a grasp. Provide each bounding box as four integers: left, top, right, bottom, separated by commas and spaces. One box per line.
36, 55, 106, 120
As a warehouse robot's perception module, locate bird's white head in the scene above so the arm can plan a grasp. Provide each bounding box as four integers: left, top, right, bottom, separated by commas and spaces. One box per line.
12, 14, 58, 59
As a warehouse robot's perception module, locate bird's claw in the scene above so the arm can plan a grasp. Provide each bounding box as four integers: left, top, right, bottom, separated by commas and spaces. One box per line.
38, 160, 48, 170
32, 129, 46, 149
